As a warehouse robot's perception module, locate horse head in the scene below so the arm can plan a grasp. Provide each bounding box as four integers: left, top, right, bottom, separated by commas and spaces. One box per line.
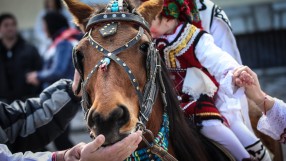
64, 0, 235, 160
63, 0, 164, 146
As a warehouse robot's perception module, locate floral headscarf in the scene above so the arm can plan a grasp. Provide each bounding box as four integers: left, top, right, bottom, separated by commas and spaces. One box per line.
161, 0, 201, 26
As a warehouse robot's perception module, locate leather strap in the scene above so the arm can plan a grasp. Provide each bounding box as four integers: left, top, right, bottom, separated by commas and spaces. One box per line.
150, 144, 178, 161
86, 12, 150, 33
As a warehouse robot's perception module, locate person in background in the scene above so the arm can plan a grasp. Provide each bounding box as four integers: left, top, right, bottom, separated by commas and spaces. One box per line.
27, 11, 80, 89
234, 66, 286, 143
34, 0, 74, 56
27, 11, 81, 151
0, 13, 42, 104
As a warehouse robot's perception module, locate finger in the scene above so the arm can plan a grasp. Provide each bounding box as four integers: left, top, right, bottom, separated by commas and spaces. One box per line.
83, 134, 105, 154
134, 131, 142, 145
235, 78, 242, 87
116, 132, 142, 160
75, 142, 86, 153
240, 72, 254, 85
233, 66, 251, 77
118, 144, 138, 160
106, 131, 141, 156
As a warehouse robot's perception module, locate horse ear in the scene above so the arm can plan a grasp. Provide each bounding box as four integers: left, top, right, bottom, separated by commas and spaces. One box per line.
137, 0, 163, 25
62, 0, 94, 30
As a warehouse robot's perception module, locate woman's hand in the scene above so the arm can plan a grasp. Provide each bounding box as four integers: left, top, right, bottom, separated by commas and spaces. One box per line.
233, 66, 264, 104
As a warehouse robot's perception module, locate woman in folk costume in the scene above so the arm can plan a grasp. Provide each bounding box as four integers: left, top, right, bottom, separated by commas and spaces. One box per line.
150, 0, 271, 160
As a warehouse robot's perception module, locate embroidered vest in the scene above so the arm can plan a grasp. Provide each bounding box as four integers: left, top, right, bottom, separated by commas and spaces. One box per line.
155, 23, 222, 124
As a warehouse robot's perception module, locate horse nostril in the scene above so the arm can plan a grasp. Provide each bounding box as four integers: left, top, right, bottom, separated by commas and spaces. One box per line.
114, 105, 130, 127
88, 112, 101, 128
87, 105, 130, 133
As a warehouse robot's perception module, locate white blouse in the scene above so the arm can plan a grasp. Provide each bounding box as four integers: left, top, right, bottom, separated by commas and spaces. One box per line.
257, 98, 286, 142
195, 33, 244, 101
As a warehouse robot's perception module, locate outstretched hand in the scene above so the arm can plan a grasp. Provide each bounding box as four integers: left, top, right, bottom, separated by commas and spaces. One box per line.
233, 66, 265, 105
57, 131, 142, 161
233, 66, 255, 88
80, 131, 142, 161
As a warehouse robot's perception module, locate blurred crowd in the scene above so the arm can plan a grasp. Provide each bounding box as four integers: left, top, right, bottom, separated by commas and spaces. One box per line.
0, 0, 82, 153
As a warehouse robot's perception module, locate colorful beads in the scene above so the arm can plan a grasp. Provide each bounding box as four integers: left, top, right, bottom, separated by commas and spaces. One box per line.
125, 113, 169, 161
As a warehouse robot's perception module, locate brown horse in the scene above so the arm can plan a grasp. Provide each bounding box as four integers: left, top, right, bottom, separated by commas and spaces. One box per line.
63, 0, 235, 160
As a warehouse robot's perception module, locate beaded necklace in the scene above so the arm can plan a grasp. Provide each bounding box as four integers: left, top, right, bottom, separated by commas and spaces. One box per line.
125, 113, 169, 161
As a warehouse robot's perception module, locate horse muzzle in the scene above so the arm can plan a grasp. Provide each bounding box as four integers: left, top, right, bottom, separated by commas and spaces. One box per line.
87, 105, 132, 145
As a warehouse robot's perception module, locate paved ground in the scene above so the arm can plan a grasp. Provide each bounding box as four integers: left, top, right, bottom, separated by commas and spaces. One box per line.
47, 66, 286, 160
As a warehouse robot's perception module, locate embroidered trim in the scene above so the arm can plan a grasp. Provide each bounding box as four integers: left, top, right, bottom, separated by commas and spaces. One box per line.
196, 113, 221, 117
213, 5, 232, 30
197, 0, 207, 11
176, 29, 200, 57
169, 25, 196, 68
163, 23, 193, 68
164, 24, 199, 68
125, 113, 169, 161
167, 68, 186, 72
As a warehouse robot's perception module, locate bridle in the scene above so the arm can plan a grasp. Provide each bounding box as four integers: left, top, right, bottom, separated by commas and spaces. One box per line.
72, 0, 166, 130
72, 1, 176, 160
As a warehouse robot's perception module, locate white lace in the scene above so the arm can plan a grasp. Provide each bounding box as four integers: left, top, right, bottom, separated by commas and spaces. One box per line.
176, 29, 200, 57
257, 98, 286, 141
163, 23, 192, 68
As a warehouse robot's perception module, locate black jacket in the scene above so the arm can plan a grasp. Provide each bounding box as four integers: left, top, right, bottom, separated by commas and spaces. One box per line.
0, 79, 80, 152
0, 35, 42, 103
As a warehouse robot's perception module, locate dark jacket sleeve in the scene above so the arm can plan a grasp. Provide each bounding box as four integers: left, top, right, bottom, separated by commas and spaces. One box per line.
0, 79, 81, 152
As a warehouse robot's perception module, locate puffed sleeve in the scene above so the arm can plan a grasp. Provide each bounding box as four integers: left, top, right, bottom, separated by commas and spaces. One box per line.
257, 98, 286, 142
194, 33, 244, 98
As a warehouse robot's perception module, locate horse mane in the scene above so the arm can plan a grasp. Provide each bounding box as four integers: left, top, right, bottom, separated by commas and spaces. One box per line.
160, 59, 229, 161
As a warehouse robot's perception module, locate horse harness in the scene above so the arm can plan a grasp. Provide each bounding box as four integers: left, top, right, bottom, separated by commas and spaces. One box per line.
72, 0, 177, 160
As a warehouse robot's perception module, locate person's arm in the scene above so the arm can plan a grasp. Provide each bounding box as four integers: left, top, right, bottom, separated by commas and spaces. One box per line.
233, 66, 286, 142
194, 33, 243, 97
0, 79, 80, 151
210, 17, 242, 65
37, 40, 73, 83
0, 144, 53, 161
0, 131, 142, 161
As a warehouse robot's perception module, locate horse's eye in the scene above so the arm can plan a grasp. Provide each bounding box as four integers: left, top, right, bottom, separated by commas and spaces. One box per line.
139, 43, 149, 53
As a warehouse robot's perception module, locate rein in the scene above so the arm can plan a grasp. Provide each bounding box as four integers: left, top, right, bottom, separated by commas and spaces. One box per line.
72, 0, 177, 160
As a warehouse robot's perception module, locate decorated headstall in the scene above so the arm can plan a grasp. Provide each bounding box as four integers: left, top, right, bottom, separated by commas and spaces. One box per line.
72, 0, 167, 128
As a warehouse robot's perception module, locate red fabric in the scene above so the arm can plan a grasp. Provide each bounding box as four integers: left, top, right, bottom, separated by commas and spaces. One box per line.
52, 152, 57, 161
156, 26, 222, 122
49, 28, 80, 49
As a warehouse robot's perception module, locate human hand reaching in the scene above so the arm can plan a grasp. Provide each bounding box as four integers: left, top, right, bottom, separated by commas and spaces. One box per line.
80, 131, 142, 161
55, 131, 142, 161
72, 70, 82, 97
233, 66, 275, 112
